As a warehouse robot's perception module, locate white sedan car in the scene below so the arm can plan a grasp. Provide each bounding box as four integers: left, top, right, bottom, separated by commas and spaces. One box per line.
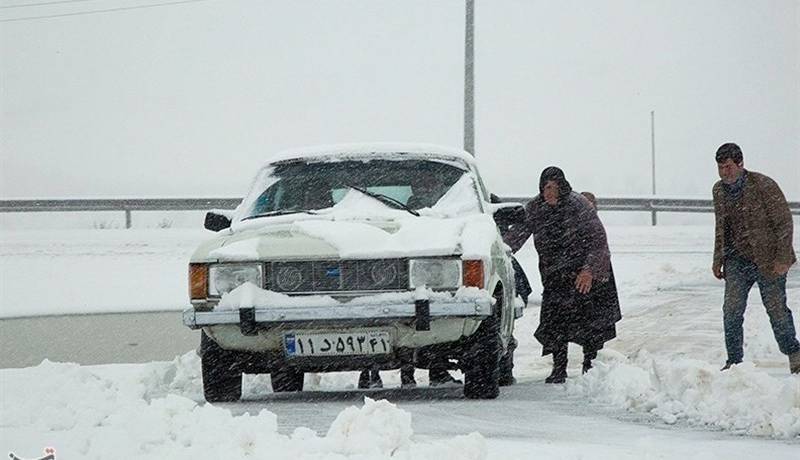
183, 143, 523, 401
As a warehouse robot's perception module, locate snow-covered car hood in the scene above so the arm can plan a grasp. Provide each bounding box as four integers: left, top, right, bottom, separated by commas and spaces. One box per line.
191, 213, 499, 262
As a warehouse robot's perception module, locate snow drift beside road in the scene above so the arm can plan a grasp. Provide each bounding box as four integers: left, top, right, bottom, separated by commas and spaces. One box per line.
0, 353, 486, 459
567, 351, 800, 438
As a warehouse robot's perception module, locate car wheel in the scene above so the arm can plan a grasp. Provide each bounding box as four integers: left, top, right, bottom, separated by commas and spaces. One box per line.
499, 335, 517, 386
201, 331, 243, 402
271, 368, 304, 392
463, 297, 502, 399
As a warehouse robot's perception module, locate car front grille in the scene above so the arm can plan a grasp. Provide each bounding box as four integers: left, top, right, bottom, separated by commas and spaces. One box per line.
268, 259, 408, 293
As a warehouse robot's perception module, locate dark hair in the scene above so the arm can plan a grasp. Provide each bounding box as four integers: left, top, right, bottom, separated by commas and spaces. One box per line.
715, 143, 743, 164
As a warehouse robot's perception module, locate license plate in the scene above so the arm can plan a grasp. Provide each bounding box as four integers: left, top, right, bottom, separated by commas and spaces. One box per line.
284, 330, 392, 357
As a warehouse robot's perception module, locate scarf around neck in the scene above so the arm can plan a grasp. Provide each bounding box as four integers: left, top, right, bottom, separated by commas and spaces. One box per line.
722, 170, 748, 201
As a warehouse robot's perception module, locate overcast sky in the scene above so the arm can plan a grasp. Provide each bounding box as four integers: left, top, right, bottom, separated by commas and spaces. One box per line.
1, 0, 798, 200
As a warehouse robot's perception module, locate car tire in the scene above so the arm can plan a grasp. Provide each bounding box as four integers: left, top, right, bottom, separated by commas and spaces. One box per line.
201, 331, 243, 403
463, 298, 502, 399
271, 368, 304, 392
499, 335, 517, 387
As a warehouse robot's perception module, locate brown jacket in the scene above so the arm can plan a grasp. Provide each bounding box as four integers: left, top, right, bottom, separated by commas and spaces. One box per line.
713, 171, 796, 278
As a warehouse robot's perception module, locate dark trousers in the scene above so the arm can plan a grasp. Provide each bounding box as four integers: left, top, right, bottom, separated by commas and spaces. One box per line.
723, 256, 800, 363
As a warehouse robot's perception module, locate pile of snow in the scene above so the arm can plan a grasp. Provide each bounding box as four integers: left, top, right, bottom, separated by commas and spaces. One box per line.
219, 171, 495, 261
317, 399, 485, 459
214, 208, 498, 263
0, 353, 486, 459
291, 213, 496, 260
567, 350, 800, 438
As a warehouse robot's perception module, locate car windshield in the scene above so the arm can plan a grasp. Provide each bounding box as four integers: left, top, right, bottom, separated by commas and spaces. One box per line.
238, 158, 476, 220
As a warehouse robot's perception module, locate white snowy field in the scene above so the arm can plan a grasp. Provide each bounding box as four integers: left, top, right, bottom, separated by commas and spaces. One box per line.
0, 228, 208, 318
1, 225, 799, 459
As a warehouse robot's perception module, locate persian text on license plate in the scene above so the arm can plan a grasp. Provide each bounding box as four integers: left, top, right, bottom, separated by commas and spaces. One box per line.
284, 330, 392, 357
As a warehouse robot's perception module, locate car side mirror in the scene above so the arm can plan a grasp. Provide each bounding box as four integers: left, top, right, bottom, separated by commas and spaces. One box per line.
490, 203, 525, 228
204, 211, 232, 232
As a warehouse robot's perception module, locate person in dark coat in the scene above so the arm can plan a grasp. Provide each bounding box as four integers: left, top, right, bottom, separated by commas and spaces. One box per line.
507, 167, 621, 383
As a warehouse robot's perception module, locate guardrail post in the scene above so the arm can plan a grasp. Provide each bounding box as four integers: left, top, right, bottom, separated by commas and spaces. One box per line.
651, 210, 657, 226
125, 209, 132, 229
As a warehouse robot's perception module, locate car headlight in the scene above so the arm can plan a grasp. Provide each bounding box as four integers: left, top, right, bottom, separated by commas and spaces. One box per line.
209, 264, 264, 297
409, 258, 462, 289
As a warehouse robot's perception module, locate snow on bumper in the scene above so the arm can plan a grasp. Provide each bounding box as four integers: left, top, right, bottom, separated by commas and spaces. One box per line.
182, 298, 492, 330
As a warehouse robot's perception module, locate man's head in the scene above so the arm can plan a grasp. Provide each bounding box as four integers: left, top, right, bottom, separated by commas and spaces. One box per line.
715, 143, 745, 185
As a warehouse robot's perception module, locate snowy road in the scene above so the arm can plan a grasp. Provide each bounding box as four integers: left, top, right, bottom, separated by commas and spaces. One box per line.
229, 379, 800, 458
0, 311, 198, 368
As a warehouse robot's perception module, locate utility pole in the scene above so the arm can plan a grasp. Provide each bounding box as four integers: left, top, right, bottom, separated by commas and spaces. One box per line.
464, 0, 475, 156
651, 110, 657, 226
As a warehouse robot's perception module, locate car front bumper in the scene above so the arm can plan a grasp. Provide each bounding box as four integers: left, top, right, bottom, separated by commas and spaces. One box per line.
183, 298, 493, 331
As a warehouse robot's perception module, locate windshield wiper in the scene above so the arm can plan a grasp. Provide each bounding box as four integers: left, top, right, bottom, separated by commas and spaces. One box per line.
343, 183, 420, 217
242, 209, 318, 221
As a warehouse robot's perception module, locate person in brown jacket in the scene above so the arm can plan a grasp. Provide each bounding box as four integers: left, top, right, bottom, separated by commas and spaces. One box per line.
712, 143, 800, 373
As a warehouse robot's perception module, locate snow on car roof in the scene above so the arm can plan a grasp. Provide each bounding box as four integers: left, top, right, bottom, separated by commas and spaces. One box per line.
265, 143, 478, 167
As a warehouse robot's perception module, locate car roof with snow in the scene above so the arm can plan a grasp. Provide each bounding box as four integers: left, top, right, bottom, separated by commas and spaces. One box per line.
265, 143, 477, 169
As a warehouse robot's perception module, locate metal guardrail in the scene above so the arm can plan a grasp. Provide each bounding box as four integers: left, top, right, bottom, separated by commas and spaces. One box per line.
0, 198, 241, 229
0, 198, 242, 212
502, 196, 800, 225
501, 196, 722, 212
1, 197, 798, 228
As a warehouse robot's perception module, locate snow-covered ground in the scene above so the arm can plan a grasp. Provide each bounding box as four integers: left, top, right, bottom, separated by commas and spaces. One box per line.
1, 225, 799, 458
0, 228, 208, 318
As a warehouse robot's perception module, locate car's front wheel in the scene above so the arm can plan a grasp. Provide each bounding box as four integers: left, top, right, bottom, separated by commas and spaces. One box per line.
462, 297, 502, 399
271, 368, 304, 392
201, 331, 243, 402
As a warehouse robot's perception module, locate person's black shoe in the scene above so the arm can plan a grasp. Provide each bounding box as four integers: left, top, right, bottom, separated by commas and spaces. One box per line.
498, 375, 517, 386
720, 360, 741, 372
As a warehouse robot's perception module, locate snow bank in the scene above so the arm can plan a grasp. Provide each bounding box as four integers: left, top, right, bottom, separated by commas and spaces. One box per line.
217, 282, 491, 310
567, 351, 800, 438
0, 354, 486, 459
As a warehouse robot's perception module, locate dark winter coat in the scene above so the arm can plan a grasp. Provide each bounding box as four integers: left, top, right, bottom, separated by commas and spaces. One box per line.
507, 167, 621, 355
